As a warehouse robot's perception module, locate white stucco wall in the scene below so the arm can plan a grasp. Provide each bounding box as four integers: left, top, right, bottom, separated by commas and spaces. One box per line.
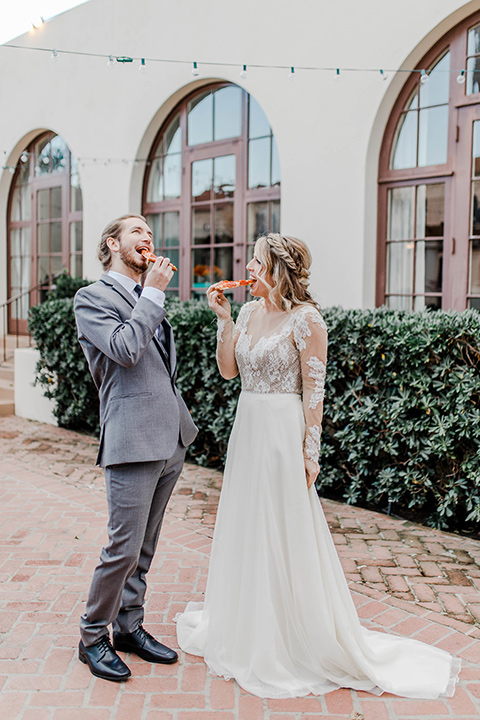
1, 0, 479, 311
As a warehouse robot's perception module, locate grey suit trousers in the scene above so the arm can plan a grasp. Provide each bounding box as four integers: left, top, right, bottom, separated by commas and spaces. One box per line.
80, 441, 186, 646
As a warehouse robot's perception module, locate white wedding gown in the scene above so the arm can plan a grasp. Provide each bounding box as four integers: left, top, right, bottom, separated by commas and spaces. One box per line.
176, 301, 461, 699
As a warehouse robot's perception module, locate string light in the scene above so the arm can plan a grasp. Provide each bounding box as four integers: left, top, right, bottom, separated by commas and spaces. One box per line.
380, 69, 388, 81
420, 69, 429, 84
139, 58, 147, 73
335, 68, 341, 80
240, 64, 247, 79
289, 66, 295, 80
0, 41, 470, 79
31, 16, 45, 30
50, 49, 59, 63
107, 55, 115, 68
457, 69, 466, 84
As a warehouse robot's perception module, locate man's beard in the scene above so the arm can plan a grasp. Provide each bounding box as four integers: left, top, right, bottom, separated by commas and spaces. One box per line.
119, 242, 148, 274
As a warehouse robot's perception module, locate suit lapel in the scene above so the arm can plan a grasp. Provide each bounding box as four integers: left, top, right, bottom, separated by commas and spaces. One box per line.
100, 274, 173, 374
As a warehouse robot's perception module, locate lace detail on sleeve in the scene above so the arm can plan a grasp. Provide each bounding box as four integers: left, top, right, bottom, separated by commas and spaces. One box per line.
293, 308, 328, 351
304, 424, 321, 462
306, 356, 326, 409
217, 318, 229, 343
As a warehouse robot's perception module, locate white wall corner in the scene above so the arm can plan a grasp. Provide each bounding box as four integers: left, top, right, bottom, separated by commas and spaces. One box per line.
14, 347, 57, 426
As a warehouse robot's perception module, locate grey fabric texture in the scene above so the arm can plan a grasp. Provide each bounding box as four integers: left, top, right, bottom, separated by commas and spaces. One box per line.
74, 273, 198, 467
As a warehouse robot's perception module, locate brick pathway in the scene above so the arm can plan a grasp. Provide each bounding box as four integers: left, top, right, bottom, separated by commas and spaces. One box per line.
0, 415, 479, 719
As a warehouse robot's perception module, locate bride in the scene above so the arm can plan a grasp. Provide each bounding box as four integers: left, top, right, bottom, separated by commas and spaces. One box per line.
175, 233, 460, 699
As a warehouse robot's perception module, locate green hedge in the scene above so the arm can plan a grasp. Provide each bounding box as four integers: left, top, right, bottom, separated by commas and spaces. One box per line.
29, 280, 480, 531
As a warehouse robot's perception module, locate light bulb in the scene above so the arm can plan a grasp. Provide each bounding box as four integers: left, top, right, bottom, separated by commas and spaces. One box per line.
334, 68, 341, 81
8, 166, 15, 175
50, 49, 59, 63
192, 62, 200, 77
20, 153, 28, 163
107, 55, 115, 68
139, 58, 147, 74
420, 70, 429, 84
240, 64, 247, 80
289, 66, 295, 80
380, 69, 388, 81
457, 70, 466, 85
31, 16, 45, 30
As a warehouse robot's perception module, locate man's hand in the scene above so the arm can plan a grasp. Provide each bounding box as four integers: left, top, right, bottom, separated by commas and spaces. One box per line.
144, 256, 174, 293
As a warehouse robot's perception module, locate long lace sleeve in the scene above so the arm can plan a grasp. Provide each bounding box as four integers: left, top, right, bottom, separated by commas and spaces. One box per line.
215, 303, 254, 380
292, 307, 328, 467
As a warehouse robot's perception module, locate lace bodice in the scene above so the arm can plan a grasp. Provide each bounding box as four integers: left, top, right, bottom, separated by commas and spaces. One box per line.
218, 301, 328, 464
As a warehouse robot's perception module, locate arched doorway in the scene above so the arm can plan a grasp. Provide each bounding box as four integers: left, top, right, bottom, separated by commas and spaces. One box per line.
7, 132, 83, 332
142, 83, 280, 300
378, 12, 480, 311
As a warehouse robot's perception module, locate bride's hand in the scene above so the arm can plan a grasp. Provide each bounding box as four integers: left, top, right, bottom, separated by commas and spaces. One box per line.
304, 458, 320, 489
207, 285, 232, 321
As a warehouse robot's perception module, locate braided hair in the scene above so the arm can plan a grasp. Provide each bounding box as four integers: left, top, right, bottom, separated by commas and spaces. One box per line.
255, 233, 319, 312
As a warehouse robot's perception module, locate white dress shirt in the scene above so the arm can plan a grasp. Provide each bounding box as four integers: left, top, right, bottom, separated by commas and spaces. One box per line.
108, 270, 165, 308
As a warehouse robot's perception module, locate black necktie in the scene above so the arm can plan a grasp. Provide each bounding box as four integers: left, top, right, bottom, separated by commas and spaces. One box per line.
134, 284, 142, 298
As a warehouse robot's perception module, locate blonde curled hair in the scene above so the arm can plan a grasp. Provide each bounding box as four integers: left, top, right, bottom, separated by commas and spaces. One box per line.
254, 233, 319, 312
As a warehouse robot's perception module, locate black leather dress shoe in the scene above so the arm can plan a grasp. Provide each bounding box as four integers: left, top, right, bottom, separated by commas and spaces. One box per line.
78, 636, 131, 681
113, 625, 178, 664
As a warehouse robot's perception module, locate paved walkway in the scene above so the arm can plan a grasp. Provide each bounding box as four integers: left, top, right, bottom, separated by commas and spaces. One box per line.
0, 415, 479, 719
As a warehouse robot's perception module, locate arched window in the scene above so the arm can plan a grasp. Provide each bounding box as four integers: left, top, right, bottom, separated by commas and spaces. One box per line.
8, 132, 83, 332
378, 13, 480, 311
143, 83, 281, 299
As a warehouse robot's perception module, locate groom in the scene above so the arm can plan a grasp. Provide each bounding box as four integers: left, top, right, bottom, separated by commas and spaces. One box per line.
74, 214, 197, 681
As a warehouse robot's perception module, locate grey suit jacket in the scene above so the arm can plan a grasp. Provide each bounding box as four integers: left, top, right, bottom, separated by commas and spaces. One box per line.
74, 273, 198, 467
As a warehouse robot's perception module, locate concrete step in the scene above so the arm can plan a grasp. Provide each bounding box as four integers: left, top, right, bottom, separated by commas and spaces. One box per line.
0, 399, 14, 416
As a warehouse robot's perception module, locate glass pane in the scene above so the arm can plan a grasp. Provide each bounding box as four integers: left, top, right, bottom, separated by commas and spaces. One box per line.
249, 96, 271, 139
246, 244, 255, 263
164, 212, 180, 247
468, 297, 480, 309
214, 203, 234, 244
466, 56, 480, 96
70, 254, 82, 278
391, 111, 417, 169
192, 207, 211, 245
10, 256, 21, 286
413, 295, 442, 311
37, 189, 50, 221
214, 155, 235, 199
471, 181, 480, 235
146, 158, 163, 203
469, 239, 480, 293
416, 184, 444, 238
70, 221, 83, 253
214, 86, 242, 140
10, 290, 29, 320
473, 121, 480, 177
38, 224, 50, 254
20, 226, 30, 257
271, 137, 281, 186
270, 200, 280, 233
51, 187, 62, 218
11, 183, 30, 222
415, 240, 443, 294
165, 249, 179, 278
35, 136, 51, 175
468, 24, 480, 55
188, 91, 213, 146
165, 114, 181, 154
192, 248, 212, 289
418, 52, 450, 108
248, 137, 270, 189
50, 256, 63, 276
38, 256, 50, 283
247, 202, 268, 243
386, 295, 411, 310
19, 153, 30, 183
418, 106, 448, 166
388, 187, 415, 240
50, 135, 68, 173
146, 214, 162, 249
70, 156, 83, 211
192, 158, 213, 201
51, 223, 62, 254
386, 241, 414, 294
164, 153, 181, 199
10, 228, 21, 256
214, 246, 233, 283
